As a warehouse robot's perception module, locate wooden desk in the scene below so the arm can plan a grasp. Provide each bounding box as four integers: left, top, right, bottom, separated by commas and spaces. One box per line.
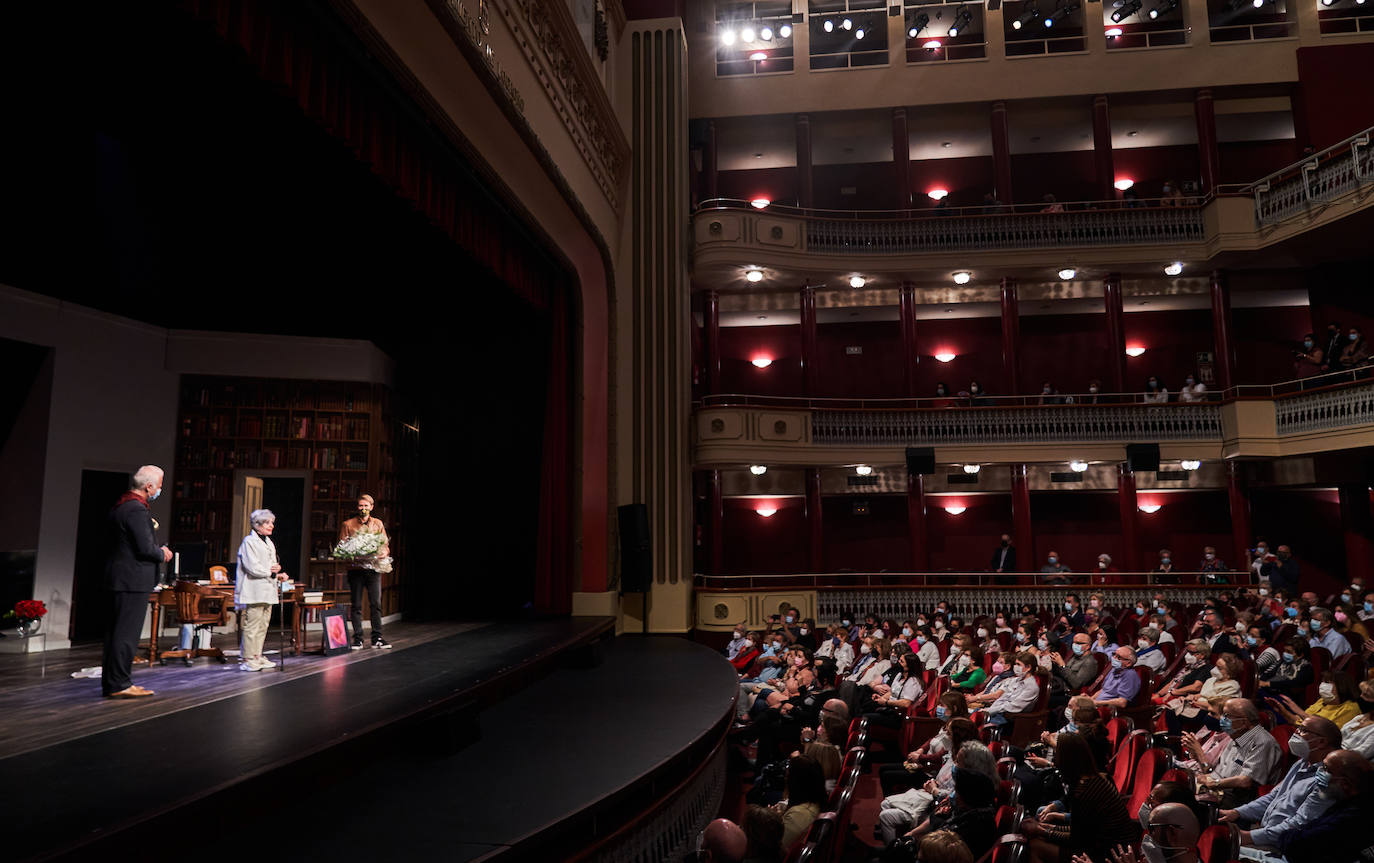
145, 586, 297, 663
291, 589, 337, 656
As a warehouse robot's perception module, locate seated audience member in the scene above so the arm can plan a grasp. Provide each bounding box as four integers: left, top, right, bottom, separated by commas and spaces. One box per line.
1164, 652, 1243, 733
1265, 545, 1301, 595
993, 613, 1013, 635
971, 651, 1041, 725
1020, 732, 1137, 863
1337, 326, 1370, 369
741, 805, 784, 863
1036, 700, 1112, 774
865, 652, 926, 729
1243, 624, 1280, 676
1139, 779, 1205, 832
1293, 333, 1325, 378
1146, 612, 1176, 644
1198, 546, 1230, 582
1092, 553, 1119, 583
699, 818, 747, 863
776, 755, 827, 851
730, 631, 763, 672
1332, 602, 1370, 642
838, 635, 891, 713
1093, 646, 1140, 709
915, 626, 941, 670
1339, 679, 1374, 758
1155, 639, 1213, 705
1218, 717, 1345, 860
876, 718, 979, 842
1040, 551, 1072, 583
1274, 750, 1374, 863
1129, 802, 1201, 863
1274, 671, 1362, 728
1359, 587, 1374, 625
726, 625, 750, 661
1049, 631, 1100, 700
814, 623, 855, 674
1194, 607, 1240, 655
1177, 373, 1207, 403
898, 743, 1000, 857
744, 646, 816, 719
989, 533, 1017, 577
919, 831, 975, 863
1039, 381, 1064, 404
1306, 607, 1352, 659
1134, 625, 1168, 674
947, 645, 988, 694
932, 382, 957, 408
794, 618, 817, 651
1058, 594, 1085, 630
1091, 623, 1120, 658
1152, 548, 1180, 584
1143, 375, 1168, 403
973, 624, 999, 655
1081, 379, 1105, 405
1192, 698, 1283, 808
966, 379, 990, 406
1257, 637, 1312, 705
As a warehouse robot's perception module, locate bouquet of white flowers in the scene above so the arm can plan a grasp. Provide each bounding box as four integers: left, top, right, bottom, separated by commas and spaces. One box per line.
332, 531, 393, 574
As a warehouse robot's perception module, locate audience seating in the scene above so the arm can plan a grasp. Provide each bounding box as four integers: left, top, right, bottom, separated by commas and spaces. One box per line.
790, 811, 835, 863
1121, 667, 1156, 731
845, 718, 869, 752
1196, 824, 1238, 863
1239, 658, 1257, 698
1126, 747, 1172, 815
1103, 716, 1132, 760
1112, 730, 1153, 795
1003, 669, 1052, 746
1083, 652, 1111, 694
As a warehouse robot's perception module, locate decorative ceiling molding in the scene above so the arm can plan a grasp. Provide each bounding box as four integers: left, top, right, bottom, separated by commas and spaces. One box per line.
494, 0, 630, 209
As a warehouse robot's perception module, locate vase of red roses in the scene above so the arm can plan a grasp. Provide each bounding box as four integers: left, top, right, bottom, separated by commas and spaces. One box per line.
14, 599, 47, 636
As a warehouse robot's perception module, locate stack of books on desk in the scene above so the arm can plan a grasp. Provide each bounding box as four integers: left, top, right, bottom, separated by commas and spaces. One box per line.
302, 591, 325, 604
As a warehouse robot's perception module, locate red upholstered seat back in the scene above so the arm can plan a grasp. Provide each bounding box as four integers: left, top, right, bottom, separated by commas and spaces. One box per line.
1127, 747, 1171, 815
1196, 824, 1236, 863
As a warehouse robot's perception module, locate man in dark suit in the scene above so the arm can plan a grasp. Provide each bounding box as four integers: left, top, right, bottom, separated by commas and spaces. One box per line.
989, 533, 1016, 583
100, 465, 173, 698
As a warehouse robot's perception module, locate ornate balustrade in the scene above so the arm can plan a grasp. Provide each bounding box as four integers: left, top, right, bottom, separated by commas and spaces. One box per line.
1274, 380, 1374, 436
811, 403, 1222, 445
1249, 125, 1374, 226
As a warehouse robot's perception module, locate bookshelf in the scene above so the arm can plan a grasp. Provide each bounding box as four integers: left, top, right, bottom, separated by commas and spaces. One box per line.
172, 376, 411, 616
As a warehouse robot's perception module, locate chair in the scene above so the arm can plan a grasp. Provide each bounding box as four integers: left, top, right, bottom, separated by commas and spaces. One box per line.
1126, 747, 1172, 814
1196, 823, 1238, 863
158, 581, 230, 666
988, 838, 1026, 863
1083, 651, 1111, 694
1121, 666, 1156, 731
1239, 657, 1257, 698
994, 803, 1024, 838
1112, 730, 1151, 795
1272, 623, 1297, 646
789, 812, 834, 863
996, 631, 1012, 652
1005, 669, 1052, 746
1103, 716, 1132, 757
845, 717, 869, 751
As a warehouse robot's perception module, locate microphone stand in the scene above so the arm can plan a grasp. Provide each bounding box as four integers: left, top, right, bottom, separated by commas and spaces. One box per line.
275, 544, 287, 672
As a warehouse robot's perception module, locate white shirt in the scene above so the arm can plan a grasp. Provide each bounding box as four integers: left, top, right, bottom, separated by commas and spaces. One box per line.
1136, 646, 1167, 674
234, 531, 280, 607
890, 673, 926, 705
984, 673, 1040, 715
1310, 627, 1351, 658
1178, 382, 1207, 402
815, 639, 855, 674
1340, 715, 1374, 759
1143, 388, 1169, 403
1157, 630, 1176, 645
917, 641, 941, 670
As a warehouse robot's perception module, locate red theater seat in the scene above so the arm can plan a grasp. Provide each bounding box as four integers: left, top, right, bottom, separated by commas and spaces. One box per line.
1196, 824, 1237, 863
1005, 670, 1051, 747
1127, 747, 1171, 815
1112, 730, 1152, 795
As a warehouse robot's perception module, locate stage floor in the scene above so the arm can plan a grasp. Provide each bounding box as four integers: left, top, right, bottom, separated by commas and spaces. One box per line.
1, 619, 738, 862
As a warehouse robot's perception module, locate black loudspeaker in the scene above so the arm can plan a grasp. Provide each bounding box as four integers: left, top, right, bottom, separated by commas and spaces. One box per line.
905, 447, 936, 475
1126, 443, 1161, 473
618, 504, 652, 592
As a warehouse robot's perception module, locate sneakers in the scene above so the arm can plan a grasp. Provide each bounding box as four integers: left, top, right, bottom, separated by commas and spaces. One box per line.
351, 637, 366, 650
251, 656, 275, 670
372, 636, 391, 649
239, 661, 265, 672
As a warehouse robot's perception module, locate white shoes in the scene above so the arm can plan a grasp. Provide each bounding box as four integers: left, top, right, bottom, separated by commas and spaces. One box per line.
240, 656, 275, 672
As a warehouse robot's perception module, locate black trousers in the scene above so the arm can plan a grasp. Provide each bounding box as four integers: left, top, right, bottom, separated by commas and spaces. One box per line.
101, 589, 148, 695
348, 568, 383, 641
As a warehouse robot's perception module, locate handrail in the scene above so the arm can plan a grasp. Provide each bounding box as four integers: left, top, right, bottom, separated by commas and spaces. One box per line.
695, 572, 1254, 589
1242, 124, 1374, 195
695, 195, 1209, 221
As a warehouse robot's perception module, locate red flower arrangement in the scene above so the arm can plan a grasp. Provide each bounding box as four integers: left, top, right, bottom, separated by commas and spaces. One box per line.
15, 600, 48, 621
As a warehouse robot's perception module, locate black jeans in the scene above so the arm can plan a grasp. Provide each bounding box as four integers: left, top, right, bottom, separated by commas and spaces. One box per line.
101, 589, 148, 695
348, 568, 383, 641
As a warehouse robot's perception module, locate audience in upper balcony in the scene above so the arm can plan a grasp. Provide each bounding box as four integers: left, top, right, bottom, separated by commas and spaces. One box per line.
1294, 333, 1325, 377
1265, 544, 1301, 593
1338, 326, 1371, 370
932, 382, 956, 408
1319, 321, 1344, 373
1040, 551, 1072, 583
965, 380, 990, 406
1198, 546, 1230, 582
989, 533, 1017, 581
1177, 373, 1207, 402
981, 192, 1009, 214
1093, 553, 1119, 582
1160, 179, 1186, 207
1081, 379, 1104, 404
1143, 375, 1169, 403
1153, 548, 1180, 584
1040, 194, 1064, 214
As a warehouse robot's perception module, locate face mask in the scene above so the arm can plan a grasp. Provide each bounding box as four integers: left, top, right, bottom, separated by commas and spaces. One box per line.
918, 618, 928, 626
773, 642, 783, 650
799, 627, 809, 635
1320, 682, 1336, 701
1313, 767, 1331, 790
992, 661, 1006, 674
1065, 601, 1074, 611
794, 657, 806, 667
1161, 558, 1172, 566
1072, 642, 1085, 656
1037, 638, 1049, 651
977, 628, 988, 638
1218, 715, 1233, 733
1289, 733, 1310, 760
1043, 387, 1052, 395
1246, 636, 1258, 646
1282, 652, 1295, 664
1138, 639, 1151, 650
1014, 665, 1027, 677
1015, 632, 1027, 643
1136, 606, 1146, 616
1184, 653, 1200, 667
831, 636, 841, 646
971, 385, 980, 394
842, 619, 852, 627
1351, 333, 1360, 342
1235, 621, 1247, 634
1259, 588, 1269, 597
1304, 340, 1314, 349
934, 620, 946, 630
1147, 622, 1160, 630
1335, 611, 1349, 623
950, 646, 962, 657
903, 627, 913, 637
1089, 385, 1099, 393
1185, 378, 1195, 386
935, 706, 948, 720
1287, 607, 1300, 618
1141, 834, 1190, 863
1205, 553, 1215, 561
1257, 547, 1268, 556
1366, 602, 1373, 613
743, 639, 753, 648
1210, 666, 1224, 679
860, 644, 871, 655
1137, 802, 1152, 833
1310, 620, 1323, 633
1089, 600, 1100, 609
1064, 706, 1075, 722
1111, 656, 1123, 669
1048, 557, 1058, 565
1000, 539, 1009, 547
1157, 606, 1168, 615
1148, 381, 1158, 389
916, 636, 927, 646
1099, 561, 1108, 569
785, 615, 795, 624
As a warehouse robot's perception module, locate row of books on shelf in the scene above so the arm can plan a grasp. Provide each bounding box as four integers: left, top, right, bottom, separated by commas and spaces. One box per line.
313, 447, 367, 470
174, 476, 232, 500
313, 477, 364, 501
310, 510, 340, 532
183, 381, 375, 412
174, 507, 231, 532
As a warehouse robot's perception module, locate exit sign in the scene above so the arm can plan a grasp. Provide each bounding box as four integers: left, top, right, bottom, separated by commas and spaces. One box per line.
845, 346, 863, 355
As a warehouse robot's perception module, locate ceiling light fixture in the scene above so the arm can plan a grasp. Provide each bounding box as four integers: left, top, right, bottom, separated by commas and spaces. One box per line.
1069, 460, 1089, 473
928, 189, 949, 200
750, 464, 768, 475
745, 268, 764, 282
779, 23, 793, 37
751, 357, 773, 368
755, 506, 777, 517
944, 506, 967, 515
963, 463, 982, 474
750, 197, 770, 209
1058, 267, 1077, 280
720, 29, 737, 46
749, 51, 768, 60
1138, 503, 1162, 513
1112, 0, 1142, 21
952, 271, 972, 284
855, 464, 873, 476
1180, 459, 1201, 471
849, 275, 867, 288
1125, 345, 1146, 357
1164, 262, 1183, 276
1114, 178, 1135, 191
934, 351, 957, 363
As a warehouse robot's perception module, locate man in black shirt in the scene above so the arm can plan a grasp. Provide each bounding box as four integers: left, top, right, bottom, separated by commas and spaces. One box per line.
101, 465, 173, 698
989, 534, 1016, 584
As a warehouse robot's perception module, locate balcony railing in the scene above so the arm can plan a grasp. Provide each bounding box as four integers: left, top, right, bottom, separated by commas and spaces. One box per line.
1274, 380, 1374, 436
1246, 125, 1374, 226
697, 197, 1206, 254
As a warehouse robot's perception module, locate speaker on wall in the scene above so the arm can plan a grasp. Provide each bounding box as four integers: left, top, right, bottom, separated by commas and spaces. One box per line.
1125, 443, 1161, 473
617, 503, 652, 592
905, 447, 935, 475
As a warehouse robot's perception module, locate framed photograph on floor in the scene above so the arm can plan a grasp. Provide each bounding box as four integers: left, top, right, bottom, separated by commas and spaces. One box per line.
322, 607, 350, 656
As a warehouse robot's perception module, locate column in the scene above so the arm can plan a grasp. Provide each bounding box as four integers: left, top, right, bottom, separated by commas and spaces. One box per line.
1339, 484, 1374, 585
1195, 89, 1220, 196
1000, 278, 1021, 395
1104, 273, 1126, 393
892, 107, 911, 210
1227, 461, 1252, 576
990, 101, 1013, 204
908, 472, 929, 572
704, 290, 721, 395
709, 469, 724, 575
900, 281, 920, 397
1118, 463, 1140, 573
806, 467, 824, 571
1011, 463, 1033, 574
800, 284, 818, 396
1092, 95, 1116, 202
796, 113, 813, 208
1210, 270, 1235, 390
704, 119, 718, 202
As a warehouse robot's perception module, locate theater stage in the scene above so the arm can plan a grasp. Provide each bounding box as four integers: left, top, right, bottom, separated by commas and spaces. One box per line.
0, 618, 738, 862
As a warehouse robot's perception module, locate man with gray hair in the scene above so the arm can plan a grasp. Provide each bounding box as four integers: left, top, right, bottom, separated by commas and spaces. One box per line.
101, 465, 173, 698
1306, 607, 1351, 659
1195, 698, 1282, 808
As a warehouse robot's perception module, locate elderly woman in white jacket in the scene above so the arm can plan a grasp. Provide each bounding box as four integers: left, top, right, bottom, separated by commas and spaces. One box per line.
235, 508, 288, 671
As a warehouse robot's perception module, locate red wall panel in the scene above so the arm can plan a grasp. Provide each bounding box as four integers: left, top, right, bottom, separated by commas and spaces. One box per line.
1294, 45, 1374, 150
718, 324, 803, 395
717, 166, 799, 206
1028, 491, 1127, 572
1134, 491, 1234, 570
1249, 488, 1343, 595
1010, 151, 1097, 206
814, 321, 905, 397
926, 493, 1013, 572
914, 317, 1006, 395
823, 495, 911, 571
1122, 309, 1214, 392
1019, 313, 1112, 393
1218, 140, 1299, 186
813, 162, 902, 210
910, 155, 998, 209
721, 496, 809, 574
1113, 145, 1200, 200
1232, 307, 1313, 384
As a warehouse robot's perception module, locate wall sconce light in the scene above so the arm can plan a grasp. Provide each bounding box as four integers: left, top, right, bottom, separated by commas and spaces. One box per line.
1058, 267, 1077, 280
934, 352, 957, 363
944, 506, 967, 515
952, 271, 972, 284
928, 189, 949, 200
1114, 178, 1134, 191
1125, 345, 1146, 357
755, 507, 777, 517
1069, 460, 1089, 473
923, 38, 942, 48
745, 268, 764, 282
748, 51, 768, 60
751, 357, 773, 368
1138, 503, 1162, 514
750, 464, 768, 475
855, 465, 873, 476
750, 197, 771, 209
849, 275, 867, 288
1180, 460, 1201, 471
1105, 26, 1123, 37
962, 464, 981, 474
1164, 262, 1184, 276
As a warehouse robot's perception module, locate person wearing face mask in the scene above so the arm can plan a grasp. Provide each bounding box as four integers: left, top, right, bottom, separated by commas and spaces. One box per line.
1274, 670, 1362, 728
1273, 750, 1374, 863
1047, 633, 1099, 706
1256, 636, 1312, 702
1262, 544, 1300, 595
812, 623, 855, 674
1337, 326, 1370, 370
1197, 546, 1230, 583
1192, 699, 1283, 808
1091, 554, 1120, 585
914, 625, 942, 670
936, 633, 972, 677
1218, 716, 1345, 859
101, 465, 175, 699
1335, 679, 1374, 758
865, 652, 927, 730
1091, 623, 1120, 658
1093, 647, 1141, 709
1038, 381, 1065, 406
730, 631, 765, 672
1143, 375, 1169, 404
932, 381, 957, 408
1133, 626, 1168, 674
992, 613, 1013, 635
1145, 612, 1176, 645
1176, 372, 1206, 403
1081, 378, 1104, 405
1304, 607, 1352, 659
1057, 594, 1084, 630
792, 617, 818, 651
1242, 625, 1279, 675
338, 493, 391, 649
726, 623, 750, 660
1293, 332, 1325, 379
1151, 548, 1179, 585
1040, 551, 1072, 584
1121, 802, 1201, 863
989, 533, 1017, 582
974, 651, 1041, 725
949, 645, 988, 694
879, 699, 974, 797
1155, 639, 1214, 705
1249, 541, 1275, 581
1318, 321, 1343, 374
966, 379, 989, 407
1020, 732, 1137, 863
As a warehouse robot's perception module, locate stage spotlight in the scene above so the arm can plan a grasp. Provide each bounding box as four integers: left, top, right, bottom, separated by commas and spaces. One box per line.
856, 27, 866, 38
721, 29, 737, 46
949, 6, 972, 36
1149, 0, 1178, 16
1013, 4, 1040, 28
1111, 0, 1142, 21
779, 23, 793, 37
740, 26, 755, 42
823, 18, 834, 32
1045, 3, 1076, 26
841, 17, 853, 30
909, 12, 930, 36
759, 26, 773, 40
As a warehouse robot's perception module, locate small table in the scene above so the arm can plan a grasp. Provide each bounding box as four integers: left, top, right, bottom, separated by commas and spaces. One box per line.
291, 590, 337, 656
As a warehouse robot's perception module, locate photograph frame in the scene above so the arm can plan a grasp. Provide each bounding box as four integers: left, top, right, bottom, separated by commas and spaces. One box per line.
321, 607, 351, 656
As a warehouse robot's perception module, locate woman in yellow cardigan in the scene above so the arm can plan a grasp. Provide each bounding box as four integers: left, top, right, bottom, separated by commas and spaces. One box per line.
1275, 671, 1362, 729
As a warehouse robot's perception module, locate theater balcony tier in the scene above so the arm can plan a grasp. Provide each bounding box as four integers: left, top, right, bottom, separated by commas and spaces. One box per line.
691, 126, 1374, 283
693, 377, 1374, 467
